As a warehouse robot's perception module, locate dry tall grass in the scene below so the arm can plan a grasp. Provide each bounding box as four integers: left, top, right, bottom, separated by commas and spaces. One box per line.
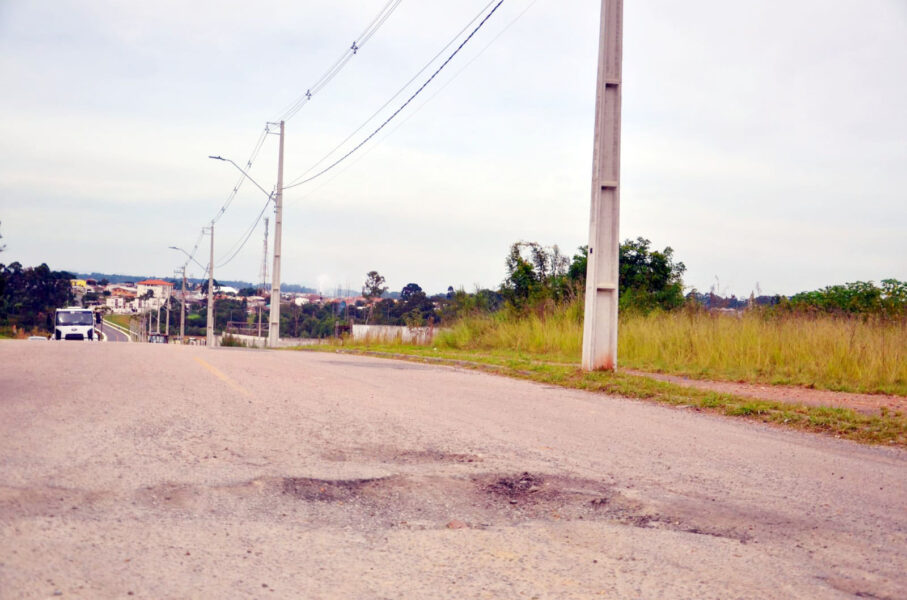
435, 303, 584, 363
621, 310, 907, 395
434, 304, 907, 395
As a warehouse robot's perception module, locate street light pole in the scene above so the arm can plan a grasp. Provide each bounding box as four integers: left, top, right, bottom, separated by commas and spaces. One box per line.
168, 246, 207, 272
205, 225, 215, 348
208, 150, 282, 345
180, 267, 186, 343
269, 121, 285, 348
168, 246, 205, 344
174, 267, 185, 343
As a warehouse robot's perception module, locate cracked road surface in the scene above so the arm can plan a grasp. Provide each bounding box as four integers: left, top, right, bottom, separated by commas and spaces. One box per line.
1, 341, 905, 599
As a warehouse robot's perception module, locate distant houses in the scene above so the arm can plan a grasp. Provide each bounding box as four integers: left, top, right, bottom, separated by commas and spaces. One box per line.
81, 277, 365, 315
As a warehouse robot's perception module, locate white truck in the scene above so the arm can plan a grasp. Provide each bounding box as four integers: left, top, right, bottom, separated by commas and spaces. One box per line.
54, 307, 97, 341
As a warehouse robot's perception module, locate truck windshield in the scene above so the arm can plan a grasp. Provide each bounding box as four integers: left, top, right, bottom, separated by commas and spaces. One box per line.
56, 312, 94, 326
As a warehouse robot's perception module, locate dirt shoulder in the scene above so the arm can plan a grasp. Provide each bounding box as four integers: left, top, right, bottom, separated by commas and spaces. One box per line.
623, 369, 907, 416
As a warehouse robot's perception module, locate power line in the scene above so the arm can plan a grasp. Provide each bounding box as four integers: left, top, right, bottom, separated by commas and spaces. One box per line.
283, 0, 506, 191
287, 0, 539, 206
180, 229, 207, 275
215, 185, 275, 265
284, 0, 498, 188
274, 0, 404, 122
212, 125, 270, 225
177, 124, 271, 274
215, 195, 273, 269
191, 1, 406, 273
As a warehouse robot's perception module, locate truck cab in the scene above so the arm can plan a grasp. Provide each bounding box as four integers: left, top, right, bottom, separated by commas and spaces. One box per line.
54, 307, 96, 341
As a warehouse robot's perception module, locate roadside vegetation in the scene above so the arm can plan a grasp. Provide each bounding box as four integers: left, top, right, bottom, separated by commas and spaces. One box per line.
339, 241, 907, 397
0, 260, 74, 337
620, 309, 906, 396
432, 304, 907, 397
308, 239, 907, 445
104, 314, 132, 331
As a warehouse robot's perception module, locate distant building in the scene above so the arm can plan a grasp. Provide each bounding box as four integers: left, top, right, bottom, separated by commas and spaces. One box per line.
105, 296, 129, 312
136, 279, 173, 309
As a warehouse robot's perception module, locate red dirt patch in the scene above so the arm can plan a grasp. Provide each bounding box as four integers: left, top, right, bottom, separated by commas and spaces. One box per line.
625, 369, 907, 416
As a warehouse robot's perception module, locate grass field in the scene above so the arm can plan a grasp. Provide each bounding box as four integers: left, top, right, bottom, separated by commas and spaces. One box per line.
620, 311, 907, 396
104, 314, 133, 331
428, 306, 907, 396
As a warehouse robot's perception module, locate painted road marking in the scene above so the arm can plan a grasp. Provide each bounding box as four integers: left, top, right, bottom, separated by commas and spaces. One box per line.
194, 356, 251, 397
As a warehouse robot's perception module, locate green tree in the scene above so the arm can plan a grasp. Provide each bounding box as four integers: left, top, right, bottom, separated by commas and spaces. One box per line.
400, 283, 423, 301
362, 271, 387, 301
567, 246, 588, 284
618, 237, 686, 312
502, 242, 572, 308
362, 271, 387, 324
786, 279, 907, 317
0, 262, 74, 332
547, 238, 687, 313
396, 283, 436, 326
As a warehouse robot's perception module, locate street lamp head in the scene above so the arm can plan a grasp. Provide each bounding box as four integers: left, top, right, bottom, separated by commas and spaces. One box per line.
208, 155, 225, 161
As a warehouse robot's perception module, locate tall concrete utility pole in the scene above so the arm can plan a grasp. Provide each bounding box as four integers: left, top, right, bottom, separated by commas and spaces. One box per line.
268, 121, 285, 347
206, 225, 215, 348
260, 217, 269, 294
582, 0, 623, 371
181, 268, 186, 342
175, 267, 186, 343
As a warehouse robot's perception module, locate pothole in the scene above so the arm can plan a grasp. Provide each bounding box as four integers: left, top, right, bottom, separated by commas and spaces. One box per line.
321, 446, 482, 465
391, 450, 480, 464
280, 477, 385, 502
485, 472, 544, 499
11, 472, 750, 542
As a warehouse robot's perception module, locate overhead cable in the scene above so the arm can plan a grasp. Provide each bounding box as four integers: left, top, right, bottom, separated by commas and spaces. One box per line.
287, 0, 539, 205
283, 0, 506, 191
178, 123, 271, 273
180, 229, 207, 275
187, 1, 404, 274
216, 195, 273, 269
211, 125, 270, 225
284, 0, 497, 188
274, 0, 404, 122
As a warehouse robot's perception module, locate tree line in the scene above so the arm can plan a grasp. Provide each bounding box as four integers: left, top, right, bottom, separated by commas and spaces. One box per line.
4, 222, 903, 339
0, 262, 74, 333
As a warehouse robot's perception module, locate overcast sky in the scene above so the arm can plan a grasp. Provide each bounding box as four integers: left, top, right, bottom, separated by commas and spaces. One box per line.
1, 0, 905, 297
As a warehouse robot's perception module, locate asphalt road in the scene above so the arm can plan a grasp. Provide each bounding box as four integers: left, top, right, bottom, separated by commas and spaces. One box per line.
1, 341, 905, 599
98, 321, 129, 342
